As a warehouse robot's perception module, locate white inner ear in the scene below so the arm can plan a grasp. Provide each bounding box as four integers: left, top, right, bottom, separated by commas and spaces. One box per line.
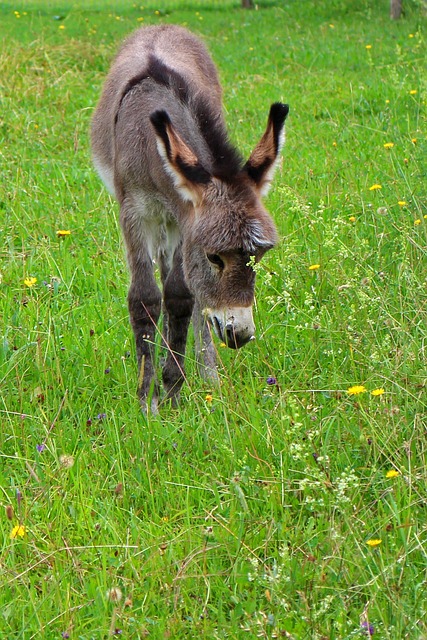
259, 127, 286, 198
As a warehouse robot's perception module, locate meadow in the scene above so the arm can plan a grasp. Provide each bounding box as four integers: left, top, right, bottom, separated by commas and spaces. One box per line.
1, 0, 426, 637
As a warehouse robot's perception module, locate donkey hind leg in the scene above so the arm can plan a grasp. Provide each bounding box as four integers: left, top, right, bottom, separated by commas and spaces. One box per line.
193, 300, 219, 383
161, 246, 194, 405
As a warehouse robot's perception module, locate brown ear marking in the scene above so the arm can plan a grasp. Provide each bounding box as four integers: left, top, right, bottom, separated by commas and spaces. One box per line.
150, 110, 211, 185
244, 102, 289, 188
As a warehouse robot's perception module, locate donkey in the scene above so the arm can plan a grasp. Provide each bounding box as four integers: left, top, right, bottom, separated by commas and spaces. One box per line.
91, 25, 289, 410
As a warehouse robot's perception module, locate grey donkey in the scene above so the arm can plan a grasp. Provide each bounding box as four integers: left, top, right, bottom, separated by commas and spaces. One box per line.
91, 25, 289, 410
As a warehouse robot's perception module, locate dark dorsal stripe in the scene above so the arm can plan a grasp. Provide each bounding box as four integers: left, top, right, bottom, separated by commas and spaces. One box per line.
117, 55, 243, 182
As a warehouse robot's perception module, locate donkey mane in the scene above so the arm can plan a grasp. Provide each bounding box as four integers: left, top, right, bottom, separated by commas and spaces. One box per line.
118, 54, 243, 182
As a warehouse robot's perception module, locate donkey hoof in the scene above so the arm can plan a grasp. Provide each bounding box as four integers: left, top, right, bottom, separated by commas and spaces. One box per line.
139, 395, 159, 415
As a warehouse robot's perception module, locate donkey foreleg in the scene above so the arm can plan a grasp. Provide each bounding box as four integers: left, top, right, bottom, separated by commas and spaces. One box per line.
192, 300, 219, 383
162, 250, 194, 405
121, 206, 162, 411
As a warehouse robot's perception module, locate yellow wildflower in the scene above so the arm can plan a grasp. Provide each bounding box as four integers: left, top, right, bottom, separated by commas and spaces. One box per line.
367, 539, 382, 547
371, 388, 385, 396
409, 90, 417, 95
383, 142, 394, 149
59, 25, 65, 30
205, 394, 213, 403
365, 44, 372, 50
398, 201, 407, 207
10, 524, 26, 539
347, 385, 366, 395
414, 219, 421, 226
386, 469, 400, 479
24, 277, 37, 287
369, 184, 382, 191
308, 264, 320, 271
411, 138, 417, 144
348, 216, 356, 222
57, 229, 71, 236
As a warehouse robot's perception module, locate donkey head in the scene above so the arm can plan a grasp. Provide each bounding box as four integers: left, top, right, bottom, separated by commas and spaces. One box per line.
150, 103, 289, 349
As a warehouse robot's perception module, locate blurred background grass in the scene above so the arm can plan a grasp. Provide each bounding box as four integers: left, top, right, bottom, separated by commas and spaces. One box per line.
1, 1, 426, 638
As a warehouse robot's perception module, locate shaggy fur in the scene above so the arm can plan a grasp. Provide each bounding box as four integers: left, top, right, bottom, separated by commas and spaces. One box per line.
91, 25, 289, 410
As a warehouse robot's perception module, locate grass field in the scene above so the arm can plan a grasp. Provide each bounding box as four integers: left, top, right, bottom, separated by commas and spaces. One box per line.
1, 0, 427, 638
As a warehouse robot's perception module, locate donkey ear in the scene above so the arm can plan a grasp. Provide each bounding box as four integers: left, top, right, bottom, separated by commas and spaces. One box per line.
150, 110, 211, 205
244, 103, 289, 196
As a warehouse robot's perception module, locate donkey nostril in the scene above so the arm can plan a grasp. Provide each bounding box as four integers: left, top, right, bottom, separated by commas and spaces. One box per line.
225, 324, 237, 348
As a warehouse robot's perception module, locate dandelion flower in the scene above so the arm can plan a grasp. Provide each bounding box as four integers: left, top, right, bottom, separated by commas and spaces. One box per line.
411, 138, 417, 144
24, 277, 37, 287
10, 524, 26, 539
398, 201, 407, 207
386, 469, 400, 479
371, 388, 385, 396
409, 90, 417, 95
365, 44, 372, 49
383, 142, 394, 149
414, 219, 421, 226
57, 230, 71, 236
369, 184, 382, 191
205, 394, 213, 403
59, 25, 65, 30
348, 216, 356, 222
367, 539, 382, 547
347, 385, 366, 395
106, 587, 123, 603
308, 264, 320, 271
59, 454, 74, 469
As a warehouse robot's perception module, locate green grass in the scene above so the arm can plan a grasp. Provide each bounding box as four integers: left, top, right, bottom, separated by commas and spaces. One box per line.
1, 0, 427, 638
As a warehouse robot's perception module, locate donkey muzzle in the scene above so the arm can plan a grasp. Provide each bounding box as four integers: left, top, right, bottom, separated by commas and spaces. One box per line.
209, 306, 255, 349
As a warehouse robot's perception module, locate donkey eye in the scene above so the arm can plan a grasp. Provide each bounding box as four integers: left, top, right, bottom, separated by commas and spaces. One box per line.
207, 253, 225, 269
